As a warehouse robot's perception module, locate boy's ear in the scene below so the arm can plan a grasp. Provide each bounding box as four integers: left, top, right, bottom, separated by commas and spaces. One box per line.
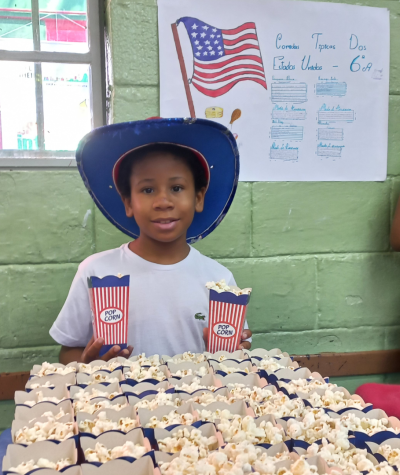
195, 187, 207, 213
122, 196, 134, 218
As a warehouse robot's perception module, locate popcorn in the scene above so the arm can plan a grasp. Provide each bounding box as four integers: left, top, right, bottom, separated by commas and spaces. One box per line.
29, 381, 56, 390
307, 439, 397, 475
144, 410, 194, 428
252, 392, 308, 419
206, 279, 252, 296
78, 411, 138, 435
306, 390, 370, 412
158, 427, 218, 456
78, 361, 123, 374
8, 458, 72, 474
228, 384, 275, 403
198, 408, 236, 423
177, 377, 218, 393
37, 409, 67, 421
33, 363, 76, 377
125, 364, 166, 381
258, 357, 296, 372
84, 441, 147, 462
133, 353, 162, 367
187, 391, 230, 406
23, 391, 67, 407
168, 352, 208, 364
218, 415, 285, 445
73, 398, 127, 415
377, 445, 400, 467
73, 387, 121, 402
172, 367, 209, 378
14, 417, 75, 444
134, 392, 182, 410
279, 378, 337, 395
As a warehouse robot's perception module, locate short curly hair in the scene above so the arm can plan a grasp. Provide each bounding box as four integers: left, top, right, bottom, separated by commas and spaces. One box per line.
116, 143, 208, 198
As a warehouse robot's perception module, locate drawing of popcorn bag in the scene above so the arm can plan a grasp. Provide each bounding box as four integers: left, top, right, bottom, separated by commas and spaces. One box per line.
207, 289, 251, 353
88, 275, 130, 356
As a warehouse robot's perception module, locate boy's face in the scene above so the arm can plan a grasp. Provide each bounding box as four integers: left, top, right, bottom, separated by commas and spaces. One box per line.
122, 152, 206, 243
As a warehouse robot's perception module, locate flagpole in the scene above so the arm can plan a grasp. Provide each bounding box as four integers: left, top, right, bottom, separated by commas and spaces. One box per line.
171, 22, 196, 118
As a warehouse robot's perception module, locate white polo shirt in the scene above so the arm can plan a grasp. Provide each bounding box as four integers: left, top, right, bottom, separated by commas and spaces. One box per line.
50, 244, 250, 356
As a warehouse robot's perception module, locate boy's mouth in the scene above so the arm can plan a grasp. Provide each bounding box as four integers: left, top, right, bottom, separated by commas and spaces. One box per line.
152, 218, 180, 231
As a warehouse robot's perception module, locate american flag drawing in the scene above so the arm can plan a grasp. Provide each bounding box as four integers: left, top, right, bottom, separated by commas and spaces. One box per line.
207, 290, 250, 353
88, 275, 130, 348
177, 17, 267, 98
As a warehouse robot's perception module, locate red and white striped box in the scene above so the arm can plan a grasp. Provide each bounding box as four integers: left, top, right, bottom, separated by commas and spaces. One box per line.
88, 275, 130, 356
207, 289, 251, 353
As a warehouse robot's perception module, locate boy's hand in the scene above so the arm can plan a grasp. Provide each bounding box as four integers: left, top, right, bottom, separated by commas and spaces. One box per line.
81, 336, 133, 363
202, 328, 252, 351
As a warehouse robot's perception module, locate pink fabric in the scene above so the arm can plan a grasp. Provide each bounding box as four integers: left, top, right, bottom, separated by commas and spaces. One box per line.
45, 19, 87, 43
356, 383, 400, 419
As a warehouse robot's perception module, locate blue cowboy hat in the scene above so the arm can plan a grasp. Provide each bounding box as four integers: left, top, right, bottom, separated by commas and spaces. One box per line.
76, 118, 239, 243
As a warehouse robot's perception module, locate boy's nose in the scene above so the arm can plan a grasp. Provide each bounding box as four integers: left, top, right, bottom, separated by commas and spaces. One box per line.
153, 193, 173, 209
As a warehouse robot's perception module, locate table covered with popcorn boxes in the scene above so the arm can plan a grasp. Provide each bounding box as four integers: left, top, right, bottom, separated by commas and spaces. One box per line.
2, 348, 400, 475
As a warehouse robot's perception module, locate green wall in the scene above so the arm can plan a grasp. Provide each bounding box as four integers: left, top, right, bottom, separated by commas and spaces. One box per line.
0, 0, 399, 429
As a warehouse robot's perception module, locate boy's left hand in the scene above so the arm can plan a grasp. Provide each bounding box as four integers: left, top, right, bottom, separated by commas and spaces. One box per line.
202, 328, 252, 351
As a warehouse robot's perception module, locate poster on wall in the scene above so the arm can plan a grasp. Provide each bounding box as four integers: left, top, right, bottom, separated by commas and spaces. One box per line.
158, 0, 390, 181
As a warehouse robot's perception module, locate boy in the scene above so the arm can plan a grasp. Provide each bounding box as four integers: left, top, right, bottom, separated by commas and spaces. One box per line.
50, 118, 252, 363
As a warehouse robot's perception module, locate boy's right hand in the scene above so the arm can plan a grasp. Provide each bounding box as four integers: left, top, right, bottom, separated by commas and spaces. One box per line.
81, 336, 133, 363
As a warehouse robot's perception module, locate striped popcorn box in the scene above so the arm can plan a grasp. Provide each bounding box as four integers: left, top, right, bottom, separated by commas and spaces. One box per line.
88, 275, 130, 356
207, 289, 251, 353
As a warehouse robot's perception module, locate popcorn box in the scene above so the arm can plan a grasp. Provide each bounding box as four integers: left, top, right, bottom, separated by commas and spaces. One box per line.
123, 364, 170, 384
177, 387, 229, 403
194, 400, 255, 422
137, 402, 198, 428
15, 386, 70, 407
252, 356, 298, 370
77, 370, 124, 387
4, 467, 81, 475
153, 422, 223, 452
77, 406, 139, 434
209, 359, 256, 375
214, 372, 268, 388
166, 361, 211, 378
15, 400, 74, 421
271, 367, 325, 385
81, 457, 160, 475
11, 414, 78, 445
73, 394, 128, 416
78, 358, 126, 375
129, 355, 163, 366
88, 275, 130, 356
3, 439, 77, 473
248, 348, 290, 359
163, 353, 207, 364
207, 289, 251, 353
170, 374, 222, 392
70, 382, 122, 400
26, 374, 77, 391
30, 363, 78, 378
303, 455, 344, 475
127, 391, 179, 409
80, 427, 151, 460
204, 350, 246, 361
121, 380, 171, 396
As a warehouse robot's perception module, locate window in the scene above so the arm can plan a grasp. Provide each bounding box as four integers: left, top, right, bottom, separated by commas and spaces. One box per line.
0, 0, 105, 166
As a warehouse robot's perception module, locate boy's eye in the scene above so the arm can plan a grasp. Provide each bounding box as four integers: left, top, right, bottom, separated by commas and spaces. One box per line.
172, 185, 183, 192
142, 187, 153, 194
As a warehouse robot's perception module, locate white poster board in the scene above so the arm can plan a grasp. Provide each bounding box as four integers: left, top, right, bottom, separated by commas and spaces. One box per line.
158, 0, 390, 181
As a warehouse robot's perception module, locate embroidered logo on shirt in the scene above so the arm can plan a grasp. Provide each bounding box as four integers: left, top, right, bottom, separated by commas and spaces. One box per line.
194, 313, 206, 321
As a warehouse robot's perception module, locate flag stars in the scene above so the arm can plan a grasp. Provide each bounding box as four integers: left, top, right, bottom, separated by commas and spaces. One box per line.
191, 23, 198, 29
218, 51, 223, 55
210, 51, 215, 56
214, 40, 219, 44
217, 35, 221, 37
194, 40, 199, 45
203, 51, 208, 55
197, 45, 203, 50
205, 40, 210, 45
191, 32, 198, 37
200, 32, 206, 38
210, 34, 215, 38
202, 25, 209, 30
217, 46, 222, 50
207, 46, 213, 50
212, 28, 217, 32
195, 52, 201, 56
